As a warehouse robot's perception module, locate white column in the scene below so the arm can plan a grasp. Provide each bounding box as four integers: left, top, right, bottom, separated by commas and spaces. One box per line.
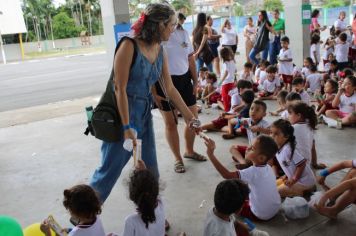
283, 0, 310, 67
99, 0, 130, 65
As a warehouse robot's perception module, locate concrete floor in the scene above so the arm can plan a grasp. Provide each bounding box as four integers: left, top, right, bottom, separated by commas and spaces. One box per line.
0, 98, 355, 236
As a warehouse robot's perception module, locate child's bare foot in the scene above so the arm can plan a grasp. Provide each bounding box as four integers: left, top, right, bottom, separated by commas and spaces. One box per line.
315, 205, 338, 219
312, 162, 327, 169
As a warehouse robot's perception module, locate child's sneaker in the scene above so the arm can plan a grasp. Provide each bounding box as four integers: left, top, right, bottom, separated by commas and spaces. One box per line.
250, 228, 270, 236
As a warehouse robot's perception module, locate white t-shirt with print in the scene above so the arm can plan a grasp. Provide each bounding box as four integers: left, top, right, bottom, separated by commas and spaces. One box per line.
293, 122, 314, 164
238, 165, 281, 220
335, 43, 349, 63
203, 207, 236, 236
278, 48, 293, 75
306, 73, 323, 93
310, 43, 321, 64
221, 27, 237, 46
221, 61, 237, 85
122, 198, 165, 236
69, 218, 106, 236
276, 143, 316, 186
244, 118, 270, 144
263, 78, 280, 93
339, 93, 356, 114
299, 90, 310, 105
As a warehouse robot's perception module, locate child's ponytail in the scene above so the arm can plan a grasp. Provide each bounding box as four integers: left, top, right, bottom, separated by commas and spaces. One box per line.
129, 169, 159, 229
272, 119, 296, 158
288, 101, 317, 130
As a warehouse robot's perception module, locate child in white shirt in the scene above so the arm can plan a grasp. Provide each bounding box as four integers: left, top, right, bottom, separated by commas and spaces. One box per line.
220, 47, 237, 112
278, 36, 294, 91
40, 185, 108, 236
197, 67, 209, 99
292, 77, 310, 105
322, 37, 334, 66
305, 64, 323, 95
122, 160, 166, 236
335, 33, 350, 70
259, 65, 281, 100
310, 34, 321, 67
270, 90, 288, 117
301, 57, 313, 79
256, 60, 270, 86
271, 119, 316, 197
204, 135, 281, 221
324, 76, 356, 127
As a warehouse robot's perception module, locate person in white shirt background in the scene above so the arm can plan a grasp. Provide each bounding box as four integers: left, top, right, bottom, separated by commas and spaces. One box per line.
334, 33, 350, 71
243, 17, 257, 63
305, 64, 323, 96
310, 34, 321, 68
221, 19, 238, 54
334, 11, 347, 33
292, 77, 311, 105
277, 36, 294, 92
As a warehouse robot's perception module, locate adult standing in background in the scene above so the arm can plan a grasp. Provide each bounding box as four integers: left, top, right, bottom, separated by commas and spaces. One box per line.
193, 13, 213, 72
310, 9, 326, 33
249, 10, 274, 66
269, 9, 285, 65
206, 15, 222, 75
221, 19, 238, 54
243, 17, 257, 63
334, 11, 347, 32
90, 3, 201, 202
155, 13, 206, 174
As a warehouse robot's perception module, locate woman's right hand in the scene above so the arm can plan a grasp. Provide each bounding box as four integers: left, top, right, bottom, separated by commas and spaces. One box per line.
124, 129, 137, 147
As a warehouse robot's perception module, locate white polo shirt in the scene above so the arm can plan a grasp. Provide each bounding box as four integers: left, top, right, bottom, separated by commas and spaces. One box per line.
334, 19, 347, 31
221, 61, 236, 85
299, 90, 310, 105
310, 43, 321, 64
276, 143, 316, 186
278, 48, 293, 75
164, 28, 194, 76
203, 207, 236, 236
263, 78, 281, 93
238, 165, 281, 220
293, 122, 314, 164
339, 93, 356, 114
306, 73, 323, 93
69, 218, 106, 236
335, 42, 349, 63
244, 118, 270, 144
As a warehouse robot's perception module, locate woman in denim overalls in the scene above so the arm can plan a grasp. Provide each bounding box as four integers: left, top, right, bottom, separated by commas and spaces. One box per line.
90, 3, 200, 202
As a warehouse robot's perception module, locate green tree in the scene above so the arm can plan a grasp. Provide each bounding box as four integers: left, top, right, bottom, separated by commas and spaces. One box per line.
232, 3, 244, 16
263, 0, 284, 11
172, 0, 193, 15
53, 11, 84, 39
324, 0, 346, 8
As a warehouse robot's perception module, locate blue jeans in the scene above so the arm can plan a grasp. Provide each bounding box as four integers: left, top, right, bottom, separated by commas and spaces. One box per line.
90, 96, 159, 203
196, 57, 213, 73
269, 36, 281, 65
249, 46, 269, 65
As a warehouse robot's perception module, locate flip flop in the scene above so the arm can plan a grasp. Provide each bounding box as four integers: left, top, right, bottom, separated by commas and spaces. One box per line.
183, 152, 207, 161
174, 161, 186, 173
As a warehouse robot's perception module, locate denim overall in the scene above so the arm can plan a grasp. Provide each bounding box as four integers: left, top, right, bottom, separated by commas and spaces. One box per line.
90, 42, 163, 202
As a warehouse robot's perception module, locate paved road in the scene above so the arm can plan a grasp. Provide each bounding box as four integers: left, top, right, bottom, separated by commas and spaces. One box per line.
0, 53, 109, 112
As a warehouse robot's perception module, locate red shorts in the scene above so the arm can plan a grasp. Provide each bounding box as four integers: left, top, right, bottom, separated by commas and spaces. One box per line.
281, 74, 293, 84
212, 117, 228, 129
350, 48, 356, 60
239, 127, 247, 135
323, 59, 329, 66
221, 83, 236, 111
234, 145, 247, 157
253, 83, 259, 92
239, 200, 261, 221
259, 91, 274, 97
209, 92, 221, 104
337, 110, 349, 118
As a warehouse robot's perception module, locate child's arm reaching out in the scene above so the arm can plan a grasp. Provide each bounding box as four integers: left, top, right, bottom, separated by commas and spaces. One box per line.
318, 160, 354, 186
203, 137, 239, 179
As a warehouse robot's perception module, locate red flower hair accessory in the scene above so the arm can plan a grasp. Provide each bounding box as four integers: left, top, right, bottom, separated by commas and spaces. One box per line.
131, 12, 147, 35
338, 71, 346, 78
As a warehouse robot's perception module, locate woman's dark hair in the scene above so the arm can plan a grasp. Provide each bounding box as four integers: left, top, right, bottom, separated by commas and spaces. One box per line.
258, 10, 271, 26
220, 47, 233, 62
287, 101, 317, 130
134, 3, 175, 44
311, 9, 319, 18
63, 184, 102, 220
286, 92, 302, 101
326, 79, 338, 93
129, 169, 159, 229
214, 179, 249, 215
193, 13, 207, 45
311, 33, 320, 45
272, 119, 296, 159
256, 135, 279, 161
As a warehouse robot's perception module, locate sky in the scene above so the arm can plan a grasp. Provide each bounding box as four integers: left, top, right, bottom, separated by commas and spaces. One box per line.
52, 0, 66, 8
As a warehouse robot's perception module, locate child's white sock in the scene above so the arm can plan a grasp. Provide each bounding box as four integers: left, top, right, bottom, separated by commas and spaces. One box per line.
321, 115, 337, 128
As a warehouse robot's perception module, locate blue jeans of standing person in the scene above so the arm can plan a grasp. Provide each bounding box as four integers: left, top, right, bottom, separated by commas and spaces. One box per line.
196, 57, 213, 73
249, 46, 269, 65
269, 36, 281, 65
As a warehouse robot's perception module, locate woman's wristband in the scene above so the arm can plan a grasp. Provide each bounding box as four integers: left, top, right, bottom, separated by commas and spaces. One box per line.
123, 124, 131, 131
319, 169, 330, 177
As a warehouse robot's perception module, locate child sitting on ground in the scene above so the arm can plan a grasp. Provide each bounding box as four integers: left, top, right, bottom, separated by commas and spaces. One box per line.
281, 92, 302, 120
202, 72, 221, 106
122, 160, 167, 236
292, 77, 310, 105
278, 36, 294, 92
323, 53, 335, 73
40, 184, 107, 236
258, 65, 281, 100
328, 59, 339, 80
255, 60, 270, 86
270, 90, 288, 117
225, 101, 270, 170
322, 37, 335, 66
220, 47, 237, 112
201, 81, 253, 132
323, 75, 356, 128
316, 79, 338, 117
305, 64, 323, 96
238, 62, 257, 91
271, 119, 316, 197
315, 159, 356, 219
203, 179, 269, 236
197, 67, 209, 99
301, 57, 314, 79
288, 101, 326, 169
204, 135, 281, 221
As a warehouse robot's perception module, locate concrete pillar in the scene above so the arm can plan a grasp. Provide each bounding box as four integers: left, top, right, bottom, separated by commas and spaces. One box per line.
283, 0, 310, 67
99, 0, 130, 65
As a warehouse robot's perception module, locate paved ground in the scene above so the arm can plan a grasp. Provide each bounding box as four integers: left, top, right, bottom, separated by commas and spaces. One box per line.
0, 97, 355, 236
